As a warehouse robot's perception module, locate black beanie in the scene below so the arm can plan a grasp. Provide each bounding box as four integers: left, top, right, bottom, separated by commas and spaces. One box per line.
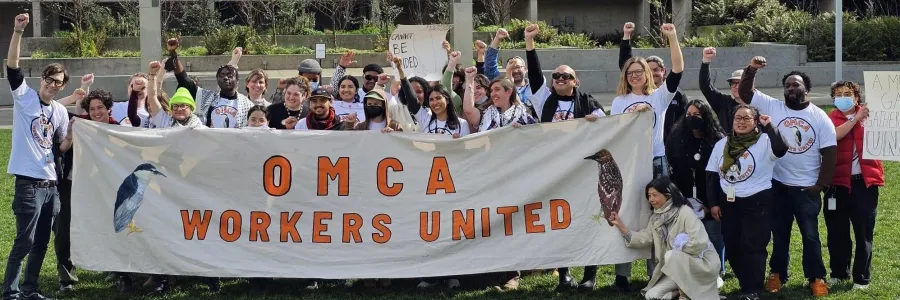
363, 64, 384, 74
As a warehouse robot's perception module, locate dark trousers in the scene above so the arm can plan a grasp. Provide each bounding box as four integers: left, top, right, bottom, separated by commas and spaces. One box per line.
769, 180, 827, 282
54, 178, 77, 285
703, 218, 726, 274
823, 175, 879, 285
721, 188, 773, 294
2, 177, 60, 298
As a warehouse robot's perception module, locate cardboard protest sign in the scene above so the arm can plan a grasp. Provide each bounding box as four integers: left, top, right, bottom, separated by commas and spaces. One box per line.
389, 25, 453, 82
70, 113, 653, 278
863, 71, 900, 160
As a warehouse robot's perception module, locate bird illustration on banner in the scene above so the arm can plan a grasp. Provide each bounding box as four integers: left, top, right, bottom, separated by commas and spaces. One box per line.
114, 163, 166, 235
584, 149, 624, 226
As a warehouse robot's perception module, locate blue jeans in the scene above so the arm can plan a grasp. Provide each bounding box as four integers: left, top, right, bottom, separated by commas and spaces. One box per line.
769, 180, 826, 282
2, 177, 59, 298
703, 218, 726, 274
653, 156, 670, 179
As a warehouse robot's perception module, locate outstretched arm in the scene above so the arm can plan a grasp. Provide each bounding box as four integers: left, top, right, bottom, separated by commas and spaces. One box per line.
146, 61, 164, 117
523, 23, 545, 94
462, 67, 481, 128
618, 22, 634, 70
738, 56, 767, 105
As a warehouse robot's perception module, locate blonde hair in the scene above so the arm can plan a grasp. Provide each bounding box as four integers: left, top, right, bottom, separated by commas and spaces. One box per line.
617, 57, 657, 96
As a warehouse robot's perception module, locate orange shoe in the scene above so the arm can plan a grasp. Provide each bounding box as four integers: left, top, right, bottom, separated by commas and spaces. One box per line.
810, 278, 829, 297
765, 273, 784, 293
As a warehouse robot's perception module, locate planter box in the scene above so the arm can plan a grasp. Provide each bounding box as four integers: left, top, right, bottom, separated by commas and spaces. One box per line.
20, 32, 497, 57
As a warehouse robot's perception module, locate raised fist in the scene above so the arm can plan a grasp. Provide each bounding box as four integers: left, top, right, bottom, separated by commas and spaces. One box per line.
524, 24, 539, 40
623, 22, 635, 35
475, 40, 487, 52
14, 14, 29, 31
702, 47, 717, 62
72, 88, 87, 100
759, 114, 770, 126
449, 51, 461, 61
392, 55, 402, 67
494, 28, 509, 41
464, 66, 477, 79
750, 56, 767, 69
277, 78, 288, 90
149, 61, 162, 74
661, 23, 677, 38
81, 74, 94, 87
166, 38, 180, 51
340, 50, 356, 68
377, 73, 391, 86
442, 40, 452, 54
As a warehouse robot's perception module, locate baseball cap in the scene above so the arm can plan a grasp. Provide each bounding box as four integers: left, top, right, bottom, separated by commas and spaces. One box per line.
309, 87, 333, 100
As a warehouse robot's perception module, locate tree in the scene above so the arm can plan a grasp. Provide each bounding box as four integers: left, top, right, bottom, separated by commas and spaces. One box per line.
405, 0, 427, 25
481, 0, 523, 25
428, 0, 451, 24
41, 0, 111, 56
312, 0, 362, 31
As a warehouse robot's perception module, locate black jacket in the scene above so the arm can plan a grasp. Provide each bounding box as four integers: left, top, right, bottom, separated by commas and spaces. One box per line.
539, 89, 605, 123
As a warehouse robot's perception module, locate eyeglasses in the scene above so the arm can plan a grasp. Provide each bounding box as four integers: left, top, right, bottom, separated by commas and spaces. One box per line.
364, 75, 378, 82
552, 73, 575, 81
43, 77, 65, 87
734, 116, 754, 123
172, 104, 191, 111
728, 81, 739, 87
626, 70, 645, 78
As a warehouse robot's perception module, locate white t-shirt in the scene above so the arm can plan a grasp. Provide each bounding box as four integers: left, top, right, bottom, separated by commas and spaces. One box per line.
750, 91, 838, 186
8, 82, 70, 180
208, 98, 240, 128
529, 87, 606, 122
610, 83, 676, 157
110, 102, 149, 127
416, 108, 471, 136
845, 114, 862, 175
706, 134, 779, 197
368, 120, 386, 131
333, 101, 366, 125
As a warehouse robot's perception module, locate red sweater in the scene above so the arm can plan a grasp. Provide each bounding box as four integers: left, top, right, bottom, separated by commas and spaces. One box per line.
828, 108, 884, 189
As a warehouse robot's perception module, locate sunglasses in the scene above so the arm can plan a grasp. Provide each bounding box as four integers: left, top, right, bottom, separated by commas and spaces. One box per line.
43, 77, 66, 87
364, 75, 378, 82
552, 73, 575, 81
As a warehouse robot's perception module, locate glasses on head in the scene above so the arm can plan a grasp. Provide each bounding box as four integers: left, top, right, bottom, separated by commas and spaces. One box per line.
626, 70, 645, 78
43, 77, 65, 87
734, 116, 754, 123
364, 75, 378, 82
172, 104, 191, 111
552, 73, 575, 81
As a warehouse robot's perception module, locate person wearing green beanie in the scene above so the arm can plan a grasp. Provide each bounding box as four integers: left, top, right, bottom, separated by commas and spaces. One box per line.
146, 61, 204, 128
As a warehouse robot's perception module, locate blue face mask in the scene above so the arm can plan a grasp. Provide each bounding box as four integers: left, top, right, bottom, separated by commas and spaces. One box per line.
309, 81, 319, 90
834, 96, 854, 112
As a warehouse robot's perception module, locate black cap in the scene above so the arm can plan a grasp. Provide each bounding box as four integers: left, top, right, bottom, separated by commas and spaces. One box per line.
309, 87, 333, 100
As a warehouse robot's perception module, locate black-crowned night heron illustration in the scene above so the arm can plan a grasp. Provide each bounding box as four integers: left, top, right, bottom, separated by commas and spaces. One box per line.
584, 149, 623, 226
114, 163, 166, 234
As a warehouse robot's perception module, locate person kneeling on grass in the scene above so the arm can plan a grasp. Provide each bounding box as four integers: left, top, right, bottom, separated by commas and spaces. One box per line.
609, 177, 721, 300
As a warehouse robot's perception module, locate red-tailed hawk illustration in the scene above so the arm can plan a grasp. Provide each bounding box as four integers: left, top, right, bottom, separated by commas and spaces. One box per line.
584, 149, 623, 226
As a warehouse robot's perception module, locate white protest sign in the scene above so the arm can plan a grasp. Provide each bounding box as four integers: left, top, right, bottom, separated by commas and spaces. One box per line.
389, 25, 452, 82
863, 71, 900, 160
315, 43, 326, 59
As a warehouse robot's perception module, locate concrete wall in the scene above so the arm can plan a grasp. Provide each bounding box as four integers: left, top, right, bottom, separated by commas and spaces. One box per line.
516, 0, 637, 37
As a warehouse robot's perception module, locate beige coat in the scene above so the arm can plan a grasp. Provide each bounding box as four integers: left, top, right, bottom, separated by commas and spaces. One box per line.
626, 205, 721, 300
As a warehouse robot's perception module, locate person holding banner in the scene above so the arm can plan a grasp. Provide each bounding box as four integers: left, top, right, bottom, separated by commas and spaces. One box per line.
706, 105, 787, 300
3, 13, 70, 300
353, 89, 403, 132
294, 87, 355, 131
823, 80, 882, 290
462, 66, 537, 132
737, 56, 836, 297
484, 28, 537, 116
165, 39, 253, 128
610, 176, 721, 300
267, 77, 311, 130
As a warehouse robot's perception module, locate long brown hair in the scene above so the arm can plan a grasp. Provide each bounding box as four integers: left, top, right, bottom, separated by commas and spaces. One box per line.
617, 57, 657, 96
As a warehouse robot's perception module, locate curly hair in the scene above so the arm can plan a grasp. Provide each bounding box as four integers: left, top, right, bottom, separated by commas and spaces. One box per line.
830, 80, 862, 103
782, 71, 812, 93
82, 89, 114, 111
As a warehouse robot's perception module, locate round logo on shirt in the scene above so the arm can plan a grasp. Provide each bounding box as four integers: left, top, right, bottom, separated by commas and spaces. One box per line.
30, 117, 54, 149
721, 150, 757, 183
213, 105, 239, 128
623, 101, 657, 127
776, 117, 816, 154
552, 110, 574, 122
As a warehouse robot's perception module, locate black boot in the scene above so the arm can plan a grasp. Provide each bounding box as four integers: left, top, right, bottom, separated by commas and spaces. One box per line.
614, 275, 631, 292
148, 276, 170, 296
205, 277, 221, 293
117, 275, 133, 293
577, 266, 598, 292
554, 268, 576, 292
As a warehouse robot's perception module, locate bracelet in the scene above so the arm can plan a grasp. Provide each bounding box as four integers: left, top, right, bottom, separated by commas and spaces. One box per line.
13, 29, 24, 34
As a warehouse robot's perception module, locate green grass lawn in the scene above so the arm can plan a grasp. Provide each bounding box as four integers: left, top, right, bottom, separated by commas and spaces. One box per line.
0, 128, 897, 300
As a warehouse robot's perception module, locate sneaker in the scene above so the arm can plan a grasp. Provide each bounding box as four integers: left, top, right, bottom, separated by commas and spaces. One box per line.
576, 278, 595, 293
305, 281, 319, 290
495, 277, 519, 291
446, 278, 460, 289
20, 292, 54, 300
852, 283, 869, 290
148, 281, 170, 296
716, 276, 724, 289
738, 293, 760, 300
810, 278, 829, 297
765, 273, 784, 293
554, 274, 576, 292
58, 284, 74, 293
614, 275, 631, 293
827, 277, 847, 286
344, 279, 355, 288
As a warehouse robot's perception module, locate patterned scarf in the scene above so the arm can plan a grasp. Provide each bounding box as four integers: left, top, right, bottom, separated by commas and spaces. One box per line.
650, 199, 679, 245
478, 103, 535, 131
721, 129, 761, 173
171, 114, 203, 128
307, 107, 338, 130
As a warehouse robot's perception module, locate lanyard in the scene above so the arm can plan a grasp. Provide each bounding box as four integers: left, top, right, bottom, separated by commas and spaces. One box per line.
558, 101, 574, 121
39, 102, 54, 139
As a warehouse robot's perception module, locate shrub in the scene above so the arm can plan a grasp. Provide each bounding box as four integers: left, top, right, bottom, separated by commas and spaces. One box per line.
505, 19, 558, 44
102, 50, 141, 57
692, 0, 776, 26
682, 35, 718, 47
867, 16, 900, 60
61, 25, 107, 58
203, 27, 238, 55
181, 46, 209, 56
31, 50, 72, 59
551, 33, 597, 49
715, 27, 752, 47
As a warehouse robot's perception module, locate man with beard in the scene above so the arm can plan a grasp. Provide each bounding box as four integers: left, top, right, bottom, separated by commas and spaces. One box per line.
619, 22, 687, 141
738, 56, 836, 298
165, 38, 253, 128
330, 50, 391, 100
294, 87, 354, 131
484, 28, 538, 117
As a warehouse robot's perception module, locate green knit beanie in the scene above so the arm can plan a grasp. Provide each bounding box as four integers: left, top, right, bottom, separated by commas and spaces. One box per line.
169, 87, 195, 111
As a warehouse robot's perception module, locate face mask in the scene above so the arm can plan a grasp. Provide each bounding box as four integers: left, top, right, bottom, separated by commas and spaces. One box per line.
834, 97, 855, 112
685, 116, 704, 130
365, 106, 384, 118
309, 81, 319, 90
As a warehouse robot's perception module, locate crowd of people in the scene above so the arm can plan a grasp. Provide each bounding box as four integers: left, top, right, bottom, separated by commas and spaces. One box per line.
2, 12, 884, 300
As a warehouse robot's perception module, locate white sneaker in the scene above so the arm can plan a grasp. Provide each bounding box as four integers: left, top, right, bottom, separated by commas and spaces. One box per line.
343, 279, 354, 288
416, 281, 433, 289
853, 283, 869, 290
305, 281, 319, 290
447, 279, 461, 289
827, 277, 845, 286
717, 276, 724, 289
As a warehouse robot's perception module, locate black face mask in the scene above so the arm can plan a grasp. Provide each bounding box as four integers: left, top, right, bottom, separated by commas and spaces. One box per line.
365, 106, 384, 118
685, 116, 705, 130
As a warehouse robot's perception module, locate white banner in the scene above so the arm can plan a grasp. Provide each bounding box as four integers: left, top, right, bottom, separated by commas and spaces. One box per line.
863, 71, 900, 160
70, 113, 654, 279
389, 25, 452, 82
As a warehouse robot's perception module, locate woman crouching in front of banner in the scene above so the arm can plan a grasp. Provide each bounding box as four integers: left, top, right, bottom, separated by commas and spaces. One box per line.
705, 105, 787, 300
609, 177, 721, 300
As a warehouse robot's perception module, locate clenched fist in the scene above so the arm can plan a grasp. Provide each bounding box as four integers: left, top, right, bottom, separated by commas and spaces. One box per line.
13, 14, 29, 31
759, 114, 770, 126
702, 47, 716, 63
149, 61, 162, 75
661, 23, 677, 38
750, 56, 767, 69
475, 40, 487, 52
494, 28, 509, 41
442, 40, 452, 54
166, 38, 179, 51
623, 22, 635, 37
81, 74, 94, 87
524, 24, 539, 40
464, 66, 477, 80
